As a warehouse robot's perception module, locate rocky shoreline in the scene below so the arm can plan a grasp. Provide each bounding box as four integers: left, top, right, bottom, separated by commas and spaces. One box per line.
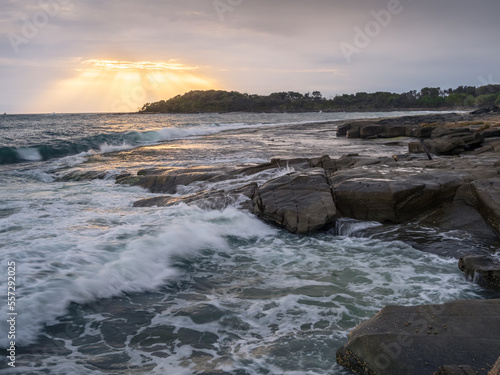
60, 108, 500, 374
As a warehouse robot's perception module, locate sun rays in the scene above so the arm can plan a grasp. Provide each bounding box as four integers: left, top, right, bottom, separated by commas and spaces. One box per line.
34, 59, 217, 113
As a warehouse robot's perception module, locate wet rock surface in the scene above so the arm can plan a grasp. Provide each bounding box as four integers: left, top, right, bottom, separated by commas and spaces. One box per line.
132, 189, 238, 210
336, 113, 470, 139
434, 365, 478, 375
117, 167, 225, 194
251, 170, 339, 234
338, 109, 500, 156
258, 153, 500, 238
127, 151, 500, 239
331, 169, 463, 223
459, 254, 500, 290
409, 129, 485, 155
56, 169, 131, 181
336, 299, 500, 375
471, 178, 500, 235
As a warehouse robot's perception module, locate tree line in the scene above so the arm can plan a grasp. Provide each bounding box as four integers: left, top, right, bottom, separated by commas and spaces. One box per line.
139, 85, 500, 113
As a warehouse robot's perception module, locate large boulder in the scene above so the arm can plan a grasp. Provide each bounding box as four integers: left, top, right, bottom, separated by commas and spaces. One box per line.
340, 121, 403, 139
417, 200, 499, 240
252, 170, 338, 234
430, 131, 484, 155
330, 170, 463, 223
379, 125, 408, 138
336, 299, 500, 375
359, 124, 384, 138
409, 131, 484, 155
338, 121, 425, 139
406, 126, 436, 138
336, 122, 355, 136
471, 178, 500, 235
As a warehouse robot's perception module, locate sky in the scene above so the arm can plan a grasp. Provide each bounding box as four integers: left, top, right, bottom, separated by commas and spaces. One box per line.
1, 0, 499, 114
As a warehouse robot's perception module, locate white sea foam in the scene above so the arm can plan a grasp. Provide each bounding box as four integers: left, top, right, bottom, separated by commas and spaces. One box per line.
16, 147, 42, 161
139, 231, 489, 374
98, 142, 134, 153
126, 122, 249, 145
48, 150, 97, 169
333, 218, 383, 237
0, 177, 276, 347
6, 168, 55, 183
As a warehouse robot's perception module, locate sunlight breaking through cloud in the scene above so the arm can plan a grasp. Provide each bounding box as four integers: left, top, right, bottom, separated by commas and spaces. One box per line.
82, 59, 199, 71
33, 59, 216, 113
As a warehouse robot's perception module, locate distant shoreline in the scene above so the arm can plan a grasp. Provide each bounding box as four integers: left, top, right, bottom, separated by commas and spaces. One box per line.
137, 108, 469, 115
139, 87, 500, 114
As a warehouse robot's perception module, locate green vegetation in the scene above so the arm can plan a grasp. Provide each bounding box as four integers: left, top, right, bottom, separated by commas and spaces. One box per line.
140, 85, 500, 113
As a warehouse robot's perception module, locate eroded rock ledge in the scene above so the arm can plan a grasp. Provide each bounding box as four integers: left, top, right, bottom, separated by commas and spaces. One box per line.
120, 149, 500, 294
336, 299, 500, 375
125, 152, 500, 239
337, 109, 500, 156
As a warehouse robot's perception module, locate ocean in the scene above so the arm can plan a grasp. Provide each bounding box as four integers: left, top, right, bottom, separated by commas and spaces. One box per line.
1, 112, 498, 375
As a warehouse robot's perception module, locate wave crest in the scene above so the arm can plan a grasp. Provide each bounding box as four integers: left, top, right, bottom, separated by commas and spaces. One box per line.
0, 125, 225, 165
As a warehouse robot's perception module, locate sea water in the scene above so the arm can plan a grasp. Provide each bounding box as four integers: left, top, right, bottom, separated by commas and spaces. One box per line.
0, 112, 498, 375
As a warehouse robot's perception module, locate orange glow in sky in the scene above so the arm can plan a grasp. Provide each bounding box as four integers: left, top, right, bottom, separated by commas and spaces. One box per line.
33, 59, 217, 113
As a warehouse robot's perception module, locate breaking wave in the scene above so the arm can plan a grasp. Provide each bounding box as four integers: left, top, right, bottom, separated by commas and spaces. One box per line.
0, 125, 234, 165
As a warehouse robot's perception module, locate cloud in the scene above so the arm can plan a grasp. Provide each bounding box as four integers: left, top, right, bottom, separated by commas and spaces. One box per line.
81, 59, 199, 71
1, 0, 499, 112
